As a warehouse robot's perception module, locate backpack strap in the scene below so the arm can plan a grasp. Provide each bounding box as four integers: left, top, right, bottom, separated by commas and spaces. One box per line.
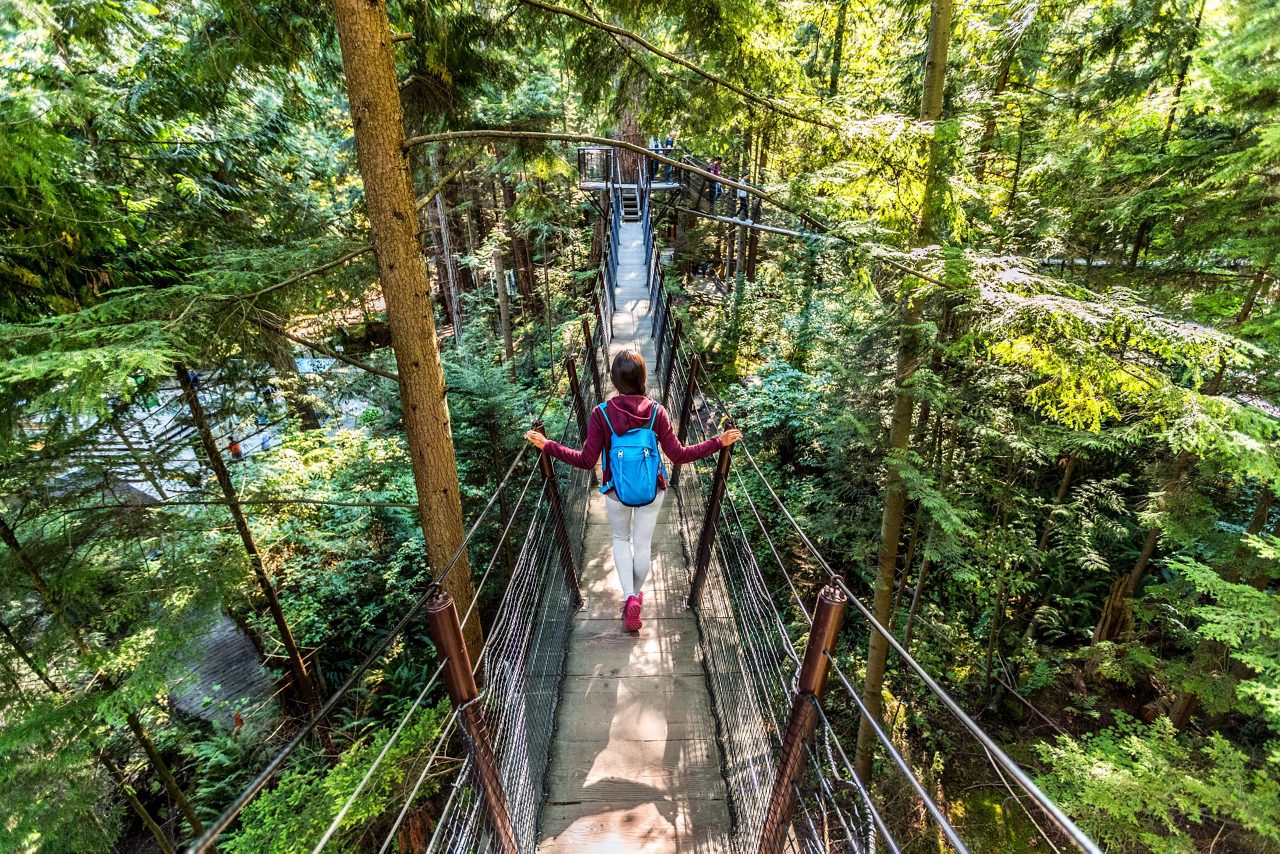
647, 403, 659, 430
598, 402, 621, 437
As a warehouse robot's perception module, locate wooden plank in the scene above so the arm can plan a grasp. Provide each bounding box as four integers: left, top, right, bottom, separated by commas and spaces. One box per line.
551, 709, 718, 745
539, 799, 732, 853
544, 743, 727, 801
563, 618, 705, 677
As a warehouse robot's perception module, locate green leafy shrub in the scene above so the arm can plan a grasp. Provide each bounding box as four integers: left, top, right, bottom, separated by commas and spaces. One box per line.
223, 702, 451, 853
1035, 713, 1280, 852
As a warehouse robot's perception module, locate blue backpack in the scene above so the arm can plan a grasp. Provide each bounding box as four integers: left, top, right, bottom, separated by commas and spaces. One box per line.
598, 401, 666, 507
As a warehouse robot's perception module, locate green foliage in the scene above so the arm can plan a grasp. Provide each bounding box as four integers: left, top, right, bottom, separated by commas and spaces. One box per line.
1036, 714, 1280, 852
221, 702, 451, 853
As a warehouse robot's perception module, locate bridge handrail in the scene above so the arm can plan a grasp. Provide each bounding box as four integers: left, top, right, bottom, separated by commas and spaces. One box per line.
189, 279, 613, 853
720, 394, 1101, 853
645, 228, 1099, 851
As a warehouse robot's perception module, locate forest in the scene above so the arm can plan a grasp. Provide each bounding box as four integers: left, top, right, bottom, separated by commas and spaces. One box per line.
1, 0, 1278, 851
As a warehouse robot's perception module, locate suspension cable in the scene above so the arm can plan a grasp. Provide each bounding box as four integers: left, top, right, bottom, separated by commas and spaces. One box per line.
188, 358, 574, 852
680, 344, 1099, 853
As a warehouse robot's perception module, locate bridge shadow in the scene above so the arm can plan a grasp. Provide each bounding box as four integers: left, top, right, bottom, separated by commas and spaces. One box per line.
541, 642, 729, 852
540, 524, 731, 852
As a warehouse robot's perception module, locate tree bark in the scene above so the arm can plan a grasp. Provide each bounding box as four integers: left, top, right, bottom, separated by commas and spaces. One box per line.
745, 132, 768, 282
104, 757, 177, 854
108, 419, 170, 499
1093, 364, 1221, 646
0, 615, 61, 694
126, 711, 204, 836
501, 176, 536, 304
431, 147, 465, 340
0, 513, 87, 651
1127, 0, 1206, 271
827, 0, 849, 97
332, 0, 480, 660
973, 57, 1012, 184
1234, 266, 1272, 325
493, 244, 514, 372
856, 0, 952, 785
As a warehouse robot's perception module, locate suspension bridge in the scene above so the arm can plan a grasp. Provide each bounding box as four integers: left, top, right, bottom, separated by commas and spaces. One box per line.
187, 146, 1100, 854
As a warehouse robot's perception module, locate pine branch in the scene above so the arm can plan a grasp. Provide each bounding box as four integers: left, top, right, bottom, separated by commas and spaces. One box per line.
251, 313, 400, 382
233, 245, 374, 302
69, 497, 419, 512
517, 0, 842, 133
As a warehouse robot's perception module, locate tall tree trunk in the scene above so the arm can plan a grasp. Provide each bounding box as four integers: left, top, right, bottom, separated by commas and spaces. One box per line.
746, 132, 768, 282
332, 0, 481, 660
104, 757, 178, 854
735, 221, 747, 288
1234, 266, 1272, 325
176, 365, 319, 713
431, 148, 465, 341
435, 192, 464, 340
973, 57, 1012, 184
125, 711, 205, 836
1127, 0, 1206, 271
501, 176, 536, 304
1004, 115, 1025, 227
0, 513, 87, 649
0, 615, 61, 695
725, 219, 737, 280
827, 0, 849, 97
1093, 363, 1220, 646
856, 0, 953, 785
108, 419, 170, 499
493, 245, 515, 372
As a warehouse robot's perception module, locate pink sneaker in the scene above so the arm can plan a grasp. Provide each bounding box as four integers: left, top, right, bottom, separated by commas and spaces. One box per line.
623, 594, 642, 632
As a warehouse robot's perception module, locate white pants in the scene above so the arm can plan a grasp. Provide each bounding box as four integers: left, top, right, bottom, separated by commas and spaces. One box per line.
606, 489, 666, 598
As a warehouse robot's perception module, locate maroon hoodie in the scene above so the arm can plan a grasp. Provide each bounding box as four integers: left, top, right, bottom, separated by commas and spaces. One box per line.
543, 394, 723, 491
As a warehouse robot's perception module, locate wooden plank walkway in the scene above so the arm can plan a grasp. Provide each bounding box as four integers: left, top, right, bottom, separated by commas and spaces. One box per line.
170, 611, 275, 727
539, 220, 733, 852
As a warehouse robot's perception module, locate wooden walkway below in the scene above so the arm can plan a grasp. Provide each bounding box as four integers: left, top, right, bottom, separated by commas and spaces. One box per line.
539, 220, 733, 852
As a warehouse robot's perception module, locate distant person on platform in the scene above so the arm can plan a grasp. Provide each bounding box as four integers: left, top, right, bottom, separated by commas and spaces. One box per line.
662, 132, 675, 182
735, 175, 750, 220
647, 136, 660, 180
708, 157, 722, 209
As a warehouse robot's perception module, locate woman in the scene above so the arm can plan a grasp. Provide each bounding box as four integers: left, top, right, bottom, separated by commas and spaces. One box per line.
525, 350, 742, 631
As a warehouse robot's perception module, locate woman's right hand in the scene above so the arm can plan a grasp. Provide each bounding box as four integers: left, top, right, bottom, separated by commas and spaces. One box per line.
525, 430, 548, 451
719, 428, 743, 447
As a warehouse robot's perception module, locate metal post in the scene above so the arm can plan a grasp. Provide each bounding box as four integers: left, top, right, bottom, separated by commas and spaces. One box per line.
581, 317, 603, 404
687, 438, 734, 609
535, 422, 583, 609
653, 285, 671, 355
565, 356, 590, 439
758, 582, 848, 854
425, 590, 519, 854
661, 317, 683, 407
594, 284, 610, 350
669, 354, 700, 488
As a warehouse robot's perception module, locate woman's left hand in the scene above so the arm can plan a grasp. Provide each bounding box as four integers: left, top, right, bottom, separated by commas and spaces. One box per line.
525, 430, 548, 451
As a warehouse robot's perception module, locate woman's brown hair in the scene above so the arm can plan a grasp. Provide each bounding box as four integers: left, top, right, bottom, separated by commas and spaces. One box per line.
610, 350, 647, 396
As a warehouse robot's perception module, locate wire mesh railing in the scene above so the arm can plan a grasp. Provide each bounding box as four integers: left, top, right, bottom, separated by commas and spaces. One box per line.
644, 213, 1100, 853
424, 312, 609, 852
